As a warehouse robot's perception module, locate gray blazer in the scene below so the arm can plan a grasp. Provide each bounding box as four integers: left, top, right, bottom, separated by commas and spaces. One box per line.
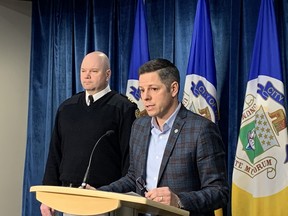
99, 104, 229, 216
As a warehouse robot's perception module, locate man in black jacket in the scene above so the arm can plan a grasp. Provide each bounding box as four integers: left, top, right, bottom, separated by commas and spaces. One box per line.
40, 51, 138, 216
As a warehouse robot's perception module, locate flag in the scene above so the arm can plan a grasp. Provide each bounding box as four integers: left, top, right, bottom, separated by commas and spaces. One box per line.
182, 1, 222, 215
126, 0, 149, 113
182, 0, 219, 124
232, 0, 288, 215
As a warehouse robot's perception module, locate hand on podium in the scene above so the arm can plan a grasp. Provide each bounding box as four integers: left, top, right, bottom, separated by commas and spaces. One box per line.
84, 184, 96, 190
145, 186, 181, 208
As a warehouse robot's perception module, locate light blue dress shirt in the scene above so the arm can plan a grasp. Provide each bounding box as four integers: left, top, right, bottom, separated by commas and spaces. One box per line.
146, 103, 181, 190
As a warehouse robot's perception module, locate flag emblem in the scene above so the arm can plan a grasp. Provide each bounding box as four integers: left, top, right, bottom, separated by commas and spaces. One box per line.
183, 78, 218, 122
128, 85, 141, 102
239, 105, 280, 164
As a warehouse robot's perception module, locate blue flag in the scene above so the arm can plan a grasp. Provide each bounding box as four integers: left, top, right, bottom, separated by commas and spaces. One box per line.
126, 0, 149, 112
182, 0, 218, 123
232, 0, 288, 215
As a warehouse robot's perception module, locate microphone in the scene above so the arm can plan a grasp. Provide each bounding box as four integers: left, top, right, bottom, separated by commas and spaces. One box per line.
80, 130, 114, 189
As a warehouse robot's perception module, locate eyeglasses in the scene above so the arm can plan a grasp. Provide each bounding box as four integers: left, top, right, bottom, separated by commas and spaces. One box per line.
136, 176, 148, 192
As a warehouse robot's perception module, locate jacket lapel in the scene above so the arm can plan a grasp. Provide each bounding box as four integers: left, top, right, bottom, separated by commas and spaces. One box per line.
157, 105, 187, 184
140, 118, 152, 180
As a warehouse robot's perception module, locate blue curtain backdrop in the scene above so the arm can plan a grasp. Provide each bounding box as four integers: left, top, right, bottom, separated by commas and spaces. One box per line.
22, 0, 288, 215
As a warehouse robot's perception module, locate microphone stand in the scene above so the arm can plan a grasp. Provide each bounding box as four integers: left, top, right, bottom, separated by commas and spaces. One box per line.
80, 130, 114, 189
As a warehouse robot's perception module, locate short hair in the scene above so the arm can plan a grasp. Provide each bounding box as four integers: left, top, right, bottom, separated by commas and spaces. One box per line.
138, 58, 180, 90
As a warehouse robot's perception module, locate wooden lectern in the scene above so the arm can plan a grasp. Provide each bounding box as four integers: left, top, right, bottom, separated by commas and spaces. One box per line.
30, 186, 189, 216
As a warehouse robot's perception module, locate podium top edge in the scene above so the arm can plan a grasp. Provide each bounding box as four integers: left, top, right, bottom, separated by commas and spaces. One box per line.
30, 185, 189, 216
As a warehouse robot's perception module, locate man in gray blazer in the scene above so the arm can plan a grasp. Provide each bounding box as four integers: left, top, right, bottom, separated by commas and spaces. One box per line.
95, 58, 229, 216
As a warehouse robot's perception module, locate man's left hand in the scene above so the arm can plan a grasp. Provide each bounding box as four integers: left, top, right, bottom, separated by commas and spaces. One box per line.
144, 186, 179, 207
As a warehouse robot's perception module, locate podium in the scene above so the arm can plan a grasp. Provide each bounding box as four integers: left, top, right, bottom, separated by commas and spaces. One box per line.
30, 186, 189, 216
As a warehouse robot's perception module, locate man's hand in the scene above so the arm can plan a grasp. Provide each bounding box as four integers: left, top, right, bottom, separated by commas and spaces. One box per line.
84, 184, 97, 190
40, 203, 55, 216
144, 186, 179, 207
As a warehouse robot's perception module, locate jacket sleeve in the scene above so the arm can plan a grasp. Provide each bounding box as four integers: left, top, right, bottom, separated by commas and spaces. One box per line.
42, 111, 62, 186
118, 102, 137, 176
178, 120, 229, 214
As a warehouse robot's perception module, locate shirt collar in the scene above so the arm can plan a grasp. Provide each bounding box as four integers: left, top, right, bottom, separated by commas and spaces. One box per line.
151, 103, 181, 132
85, 85, 111, 105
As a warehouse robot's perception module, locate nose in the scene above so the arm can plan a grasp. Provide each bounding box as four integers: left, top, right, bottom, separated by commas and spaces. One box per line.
84, 71, 91, 79
141, 90, 151, 101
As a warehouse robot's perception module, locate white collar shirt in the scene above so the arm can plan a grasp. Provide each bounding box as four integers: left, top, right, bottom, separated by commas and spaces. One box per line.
85, 85, 111, 106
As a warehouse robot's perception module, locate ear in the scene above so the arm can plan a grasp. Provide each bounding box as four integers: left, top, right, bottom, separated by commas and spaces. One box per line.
106, 69, 111, 81
170, 81, 179, 97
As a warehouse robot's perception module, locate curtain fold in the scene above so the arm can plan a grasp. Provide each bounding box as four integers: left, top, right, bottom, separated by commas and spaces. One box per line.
22, 0, 288, 215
